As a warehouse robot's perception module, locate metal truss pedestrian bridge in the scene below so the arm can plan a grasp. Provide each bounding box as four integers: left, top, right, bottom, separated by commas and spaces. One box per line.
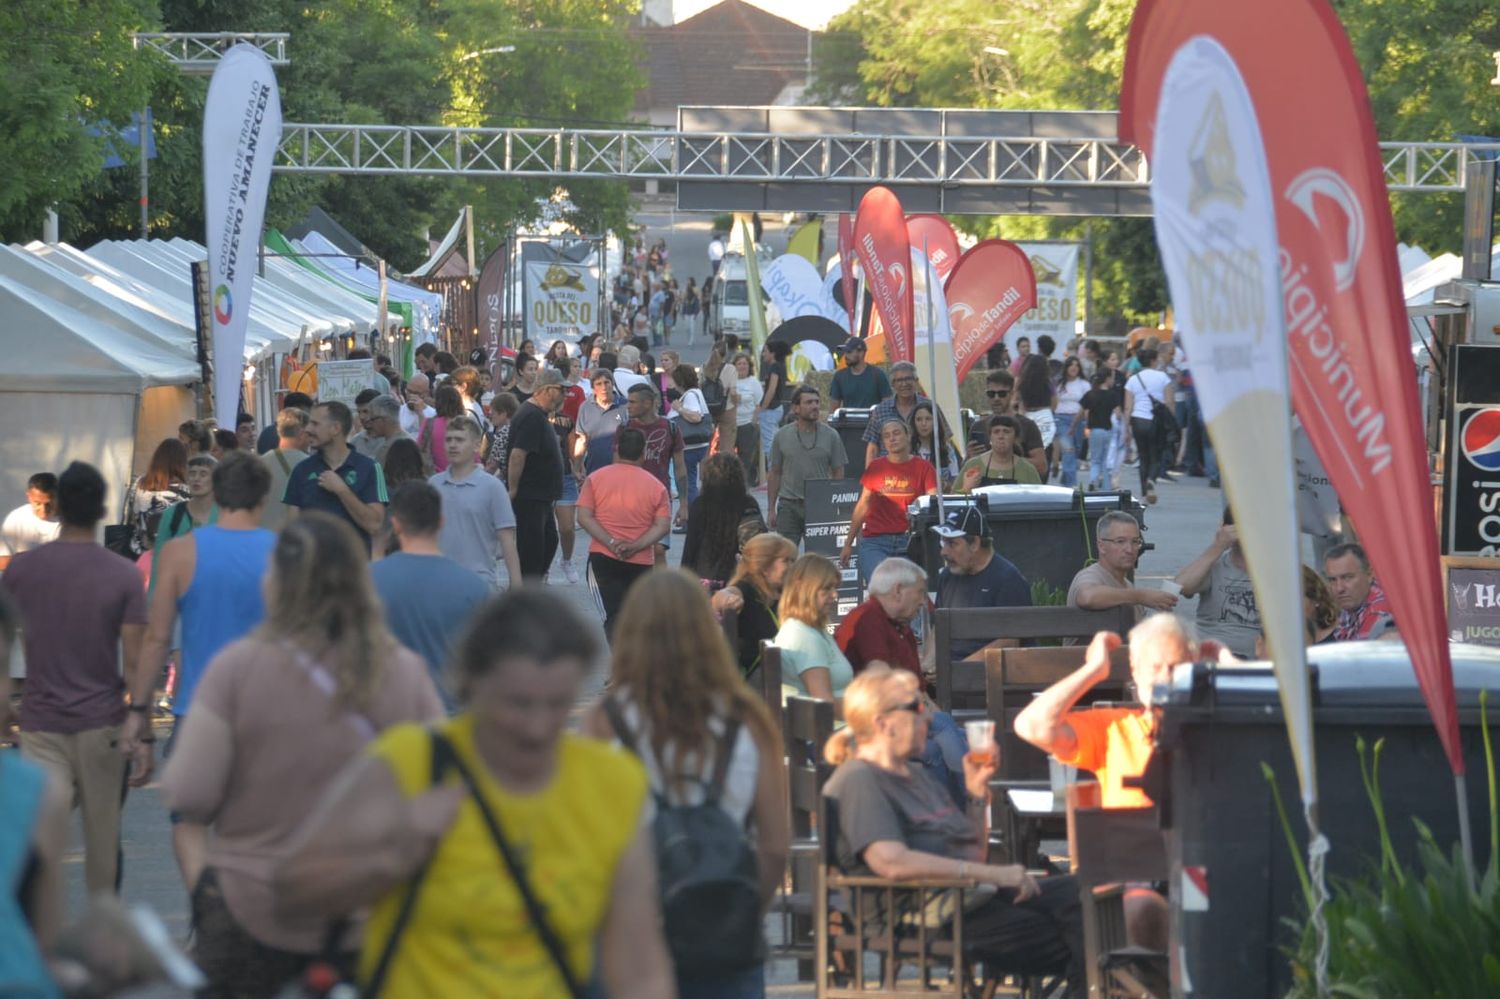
273, 107, 1496, 216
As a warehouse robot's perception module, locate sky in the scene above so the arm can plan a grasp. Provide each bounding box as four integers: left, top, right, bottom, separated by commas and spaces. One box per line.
671, 0, 857, 31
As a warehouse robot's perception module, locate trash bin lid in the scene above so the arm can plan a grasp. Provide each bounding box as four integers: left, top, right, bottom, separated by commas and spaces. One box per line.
1161, 642, 1500, 710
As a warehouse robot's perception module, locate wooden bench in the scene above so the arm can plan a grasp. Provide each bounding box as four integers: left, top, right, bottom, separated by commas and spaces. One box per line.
986, 644, 1134, 783
758, 641, 784, 733
932, 604, 1137, 716
776, 695, 835, 975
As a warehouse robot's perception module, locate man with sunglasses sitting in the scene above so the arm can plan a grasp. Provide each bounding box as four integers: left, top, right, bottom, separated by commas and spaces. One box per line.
968, 370, 1048, 479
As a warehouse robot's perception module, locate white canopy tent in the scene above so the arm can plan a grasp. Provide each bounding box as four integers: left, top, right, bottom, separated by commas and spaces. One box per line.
0, 269, 199, 518
294, 231, 443, 342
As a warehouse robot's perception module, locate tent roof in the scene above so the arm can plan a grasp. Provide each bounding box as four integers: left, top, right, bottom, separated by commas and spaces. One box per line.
409, 208, 471, 279
0, 270, 198, 393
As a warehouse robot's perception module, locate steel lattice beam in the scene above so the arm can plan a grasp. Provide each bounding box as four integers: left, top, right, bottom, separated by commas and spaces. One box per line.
133, 32, 289, 74
273, 122, 1498, 196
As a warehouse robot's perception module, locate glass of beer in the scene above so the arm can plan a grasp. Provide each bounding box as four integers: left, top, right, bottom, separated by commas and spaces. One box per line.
965, 719, 997, 767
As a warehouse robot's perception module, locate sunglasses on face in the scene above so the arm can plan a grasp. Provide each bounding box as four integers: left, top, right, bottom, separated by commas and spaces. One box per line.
986, 390, 1010, 399
885, 698, 925, 716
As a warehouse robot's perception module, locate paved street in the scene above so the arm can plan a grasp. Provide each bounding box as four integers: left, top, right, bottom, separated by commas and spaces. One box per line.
56, 199, 1231, 994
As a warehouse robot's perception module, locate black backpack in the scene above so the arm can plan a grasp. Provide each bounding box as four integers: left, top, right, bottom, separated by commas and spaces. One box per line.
603, 699, 763, 976
700, 376, 727, 418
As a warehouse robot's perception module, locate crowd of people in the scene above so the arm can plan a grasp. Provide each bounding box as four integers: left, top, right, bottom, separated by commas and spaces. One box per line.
0, 226, 1404, 997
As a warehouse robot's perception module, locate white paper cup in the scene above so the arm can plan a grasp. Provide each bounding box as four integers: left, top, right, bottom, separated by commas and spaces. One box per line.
965, 719, 996, 751
1160, 579, 1183, 597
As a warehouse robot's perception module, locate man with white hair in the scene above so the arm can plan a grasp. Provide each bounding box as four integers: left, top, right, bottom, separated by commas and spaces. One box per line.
835, 557, 928, 677
612, 344, 649, 397
1014, 614, 1195, 809
1013, 614, 1190, 953
350, 394, 410, 463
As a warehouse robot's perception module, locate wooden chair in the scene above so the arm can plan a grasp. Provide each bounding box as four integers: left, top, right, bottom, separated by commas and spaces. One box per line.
759, 640, 785, 734
1066, 782, 1168, 999
775, 695, 835, 976
981, 645, 1132, 868
932, 605, 1136, 716
984, 645, 1134, 783
816, 796, 1064, 998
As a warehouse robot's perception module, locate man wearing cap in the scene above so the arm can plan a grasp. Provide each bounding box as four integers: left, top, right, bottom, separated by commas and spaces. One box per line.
934, 505, 1032, 662
829, 338, 892, 409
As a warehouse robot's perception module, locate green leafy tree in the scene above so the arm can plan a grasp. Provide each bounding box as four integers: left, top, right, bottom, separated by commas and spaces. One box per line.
0, 0, 163, 240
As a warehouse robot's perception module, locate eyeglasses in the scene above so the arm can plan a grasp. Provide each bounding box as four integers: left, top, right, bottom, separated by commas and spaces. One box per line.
884, 698, 925, 716
1100, 536, 1145, 549
891, 377, 916, 385
986, 390, 1010, 399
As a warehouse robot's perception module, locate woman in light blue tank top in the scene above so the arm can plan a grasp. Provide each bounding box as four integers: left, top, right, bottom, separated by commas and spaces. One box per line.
0, 751, 60, 998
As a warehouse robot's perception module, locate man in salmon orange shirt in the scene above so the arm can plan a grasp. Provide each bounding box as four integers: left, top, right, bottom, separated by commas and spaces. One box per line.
1013, 613, 1195, 951
576, 428, 670, 636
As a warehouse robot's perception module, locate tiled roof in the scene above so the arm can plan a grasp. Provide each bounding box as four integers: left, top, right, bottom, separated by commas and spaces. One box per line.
631, 0, 810, 116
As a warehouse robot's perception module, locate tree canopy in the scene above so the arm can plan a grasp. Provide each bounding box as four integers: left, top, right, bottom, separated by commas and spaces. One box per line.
815, 0, 1500, 330
1, 0, 645, 271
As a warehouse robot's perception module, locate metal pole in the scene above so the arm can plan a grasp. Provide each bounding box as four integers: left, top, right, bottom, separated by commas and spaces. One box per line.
924, 238, 945, 528
139, 109, 150, 238
1456, 772, 1477, 884
1083, 226, 1094, 335
464, 204, 477, 276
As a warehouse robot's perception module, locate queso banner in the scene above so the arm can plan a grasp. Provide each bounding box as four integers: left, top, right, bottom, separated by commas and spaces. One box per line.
523, 260, 598, 341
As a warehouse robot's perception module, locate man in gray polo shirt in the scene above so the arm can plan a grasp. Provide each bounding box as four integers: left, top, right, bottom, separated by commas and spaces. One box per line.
429, 416, 521, 588
768, 384, 847, 548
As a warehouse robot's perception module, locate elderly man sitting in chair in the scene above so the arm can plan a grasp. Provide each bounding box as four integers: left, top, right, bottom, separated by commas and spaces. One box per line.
1013, 613, 1198, 953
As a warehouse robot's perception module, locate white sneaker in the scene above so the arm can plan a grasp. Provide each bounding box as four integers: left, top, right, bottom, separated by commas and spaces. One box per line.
562, 561, 580, 585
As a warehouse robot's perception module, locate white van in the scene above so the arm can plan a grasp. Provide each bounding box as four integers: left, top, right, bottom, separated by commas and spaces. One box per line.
708, 254, 750, 340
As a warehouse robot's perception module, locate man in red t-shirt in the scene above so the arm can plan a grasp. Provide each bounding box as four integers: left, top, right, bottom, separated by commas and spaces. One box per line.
838, 418, 938, 588
576, 428, 671, 635
835, 556, 927, 677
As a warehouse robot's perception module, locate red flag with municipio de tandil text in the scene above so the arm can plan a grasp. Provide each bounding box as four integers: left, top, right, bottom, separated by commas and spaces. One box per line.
944, 240, 1037, 382
854, 187, 914, 364
1121, 0, 1461, 774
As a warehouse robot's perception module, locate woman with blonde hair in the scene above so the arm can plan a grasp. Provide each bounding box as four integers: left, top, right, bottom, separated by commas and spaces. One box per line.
161, 513, 443, 993
822, 666, 1084, 990
586, 570, 789, 997
714, 531, 797, 679
774, 553, 854, 704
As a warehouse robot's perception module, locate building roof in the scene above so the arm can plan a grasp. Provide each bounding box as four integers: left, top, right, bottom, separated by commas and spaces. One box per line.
631, 0, 810, 118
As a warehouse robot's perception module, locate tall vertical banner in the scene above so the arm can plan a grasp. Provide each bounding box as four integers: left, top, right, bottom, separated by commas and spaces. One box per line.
475, 244, 508, 376
1123, 0, 1461, 779
907, 214, 961, 282
945, 240, 1037, 381
911, 248, 962, 449
203, 44, 281, 430
739, 219, 770, 353
854, 187, 914, 363
838, 213, 858, 334
1010, 242, 1080, 355
1150, 35, 1317, 820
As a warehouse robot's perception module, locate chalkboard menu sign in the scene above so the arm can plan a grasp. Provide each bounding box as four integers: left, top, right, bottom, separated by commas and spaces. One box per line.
1447, 566, 1500, 647
802, 478, 863, 623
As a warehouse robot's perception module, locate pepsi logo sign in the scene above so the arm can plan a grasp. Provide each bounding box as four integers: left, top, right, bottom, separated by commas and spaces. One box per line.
1462, 408, 1500, 473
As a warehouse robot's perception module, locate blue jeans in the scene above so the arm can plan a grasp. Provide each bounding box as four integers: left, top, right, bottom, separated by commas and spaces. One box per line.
857, 532, 908, 589
758, 408, 781, 460
678, 963, 765, 999
684, 445, 707, 506
1055, 411, 1086, 487
920, 709, 971, 807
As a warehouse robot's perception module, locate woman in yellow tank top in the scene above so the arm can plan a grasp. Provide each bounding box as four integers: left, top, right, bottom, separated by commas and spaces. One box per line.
276, 589, 675, 998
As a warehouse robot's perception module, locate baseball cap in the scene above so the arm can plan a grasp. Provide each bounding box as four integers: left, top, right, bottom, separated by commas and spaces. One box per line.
931, 505, 989, 540
841, 338, 867, 353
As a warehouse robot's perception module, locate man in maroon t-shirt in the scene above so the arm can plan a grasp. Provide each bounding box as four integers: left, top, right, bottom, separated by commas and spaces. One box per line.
615, 382, 688, 564
835, 556, 927, 677
1, 461, 153, 895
